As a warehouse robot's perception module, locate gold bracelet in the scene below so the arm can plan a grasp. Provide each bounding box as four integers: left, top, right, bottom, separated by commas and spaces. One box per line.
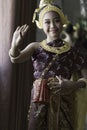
9, 48, 20, 57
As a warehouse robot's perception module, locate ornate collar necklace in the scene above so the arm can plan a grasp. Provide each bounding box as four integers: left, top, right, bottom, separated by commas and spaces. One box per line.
40, 39, 71, 54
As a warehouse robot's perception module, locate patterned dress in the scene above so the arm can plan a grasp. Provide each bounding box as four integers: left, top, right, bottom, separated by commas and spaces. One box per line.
28, 39, 85, 130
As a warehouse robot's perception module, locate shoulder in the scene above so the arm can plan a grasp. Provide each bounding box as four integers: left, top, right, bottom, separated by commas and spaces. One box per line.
28, 41, 41, 49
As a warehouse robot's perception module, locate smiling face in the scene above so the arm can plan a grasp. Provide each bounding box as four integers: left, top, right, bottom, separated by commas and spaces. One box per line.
42, 11, 63, 42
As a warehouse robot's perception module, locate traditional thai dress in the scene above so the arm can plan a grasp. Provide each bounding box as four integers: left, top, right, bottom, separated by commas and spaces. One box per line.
28, 39, 86, 130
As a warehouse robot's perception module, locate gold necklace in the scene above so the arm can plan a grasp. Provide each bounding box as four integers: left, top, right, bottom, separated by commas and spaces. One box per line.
40, 39, 71, 54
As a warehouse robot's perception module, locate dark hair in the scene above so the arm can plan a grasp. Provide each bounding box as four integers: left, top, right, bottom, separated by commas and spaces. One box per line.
65, 23, 74, 34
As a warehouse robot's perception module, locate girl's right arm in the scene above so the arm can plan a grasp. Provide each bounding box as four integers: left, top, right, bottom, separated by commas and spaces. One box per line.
9, 42, 39, 63
9, 24, 39, 63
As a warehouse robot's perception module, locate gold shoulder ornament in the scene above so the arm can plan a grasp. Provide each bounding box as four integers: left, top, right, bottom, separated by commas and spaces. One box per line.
40, 40, 71, 54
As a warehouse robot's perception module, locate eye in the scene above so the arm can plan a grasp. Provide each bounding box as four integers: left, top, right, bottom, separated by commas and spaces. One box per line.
55, 18, 61, 23
43, 20, 50, 26
44, 20, 50, 24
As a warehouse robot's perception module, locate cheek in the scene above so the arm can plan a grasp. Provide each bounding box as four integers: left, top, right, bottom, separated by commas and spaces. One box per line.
42, 25, 49, 33
43, 29, 49, 35
58, 23, 63, 31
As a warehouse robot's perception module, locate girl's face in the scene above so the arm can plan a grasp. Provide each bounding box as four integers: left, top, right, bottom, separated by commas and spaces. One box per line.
42, 11, 63, 41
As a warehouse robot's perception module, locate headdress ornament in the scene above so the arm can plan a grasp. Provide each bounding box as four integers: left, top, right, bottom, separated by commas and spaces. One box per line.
32, 0, 69, 29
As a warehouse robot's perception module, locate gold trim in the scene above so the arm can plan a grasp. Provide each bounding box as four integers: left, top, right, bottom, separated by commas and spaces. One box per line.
33, 4, 69, 29
40, 40, 71, 54
39, 4, 68, 25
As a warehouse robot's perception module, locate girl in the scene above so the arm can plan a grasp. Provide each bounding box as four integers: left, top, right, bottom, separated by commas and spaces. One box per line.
9, 0, 87, 130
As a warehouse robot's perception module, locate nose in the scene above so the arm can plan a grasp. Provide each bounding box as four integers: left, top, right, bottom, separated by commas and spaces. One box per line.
50, 21, 55, 28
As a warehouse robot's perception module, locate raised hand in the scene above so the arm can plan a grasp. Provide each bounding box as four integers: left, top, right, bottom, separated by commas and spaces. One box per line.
11, 24, 29, 48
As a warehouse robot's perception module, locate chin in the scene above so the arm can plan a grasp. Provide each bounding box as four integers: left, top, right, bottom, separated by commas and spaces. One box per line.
51, 34, 60, 39
51, 31, 59, 36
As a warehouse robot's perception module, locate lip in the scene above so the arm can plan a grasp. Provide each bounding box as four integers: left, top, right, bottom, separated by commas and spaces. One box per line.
50, 29, 58, 33
50, 28, 58, 31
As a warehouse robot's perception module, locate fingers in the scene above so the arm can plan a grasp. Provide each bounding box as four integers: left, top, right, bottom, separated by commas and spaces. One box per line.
21, 24, 29, 31
47, 77, 62, 94
48, 82, 61, 95
47, 78, 61, 90
16, 24, 29, 33
56, 75, 63, 84
23, 25, 29, 35
20, 24, 29, 37
49, 85, 61, 90
15, 24, 29, 39
48, 81, 59, 86
16, 26, 20, 31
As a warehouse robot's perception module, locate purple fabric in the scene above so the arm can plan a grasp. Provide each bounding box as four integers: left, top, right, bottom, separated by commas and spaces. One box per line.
32, 39, 85, 79
28, 39, 85, 130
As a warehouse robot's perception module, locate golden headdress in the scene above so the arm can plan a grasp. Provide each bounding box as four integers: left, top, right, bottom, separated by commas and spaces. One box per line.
32, 0, 69, 29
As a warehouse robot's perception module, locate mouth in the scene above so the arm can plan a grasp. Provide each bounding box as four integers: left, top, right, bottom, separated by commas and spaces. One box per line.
50, 29, 58, 33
